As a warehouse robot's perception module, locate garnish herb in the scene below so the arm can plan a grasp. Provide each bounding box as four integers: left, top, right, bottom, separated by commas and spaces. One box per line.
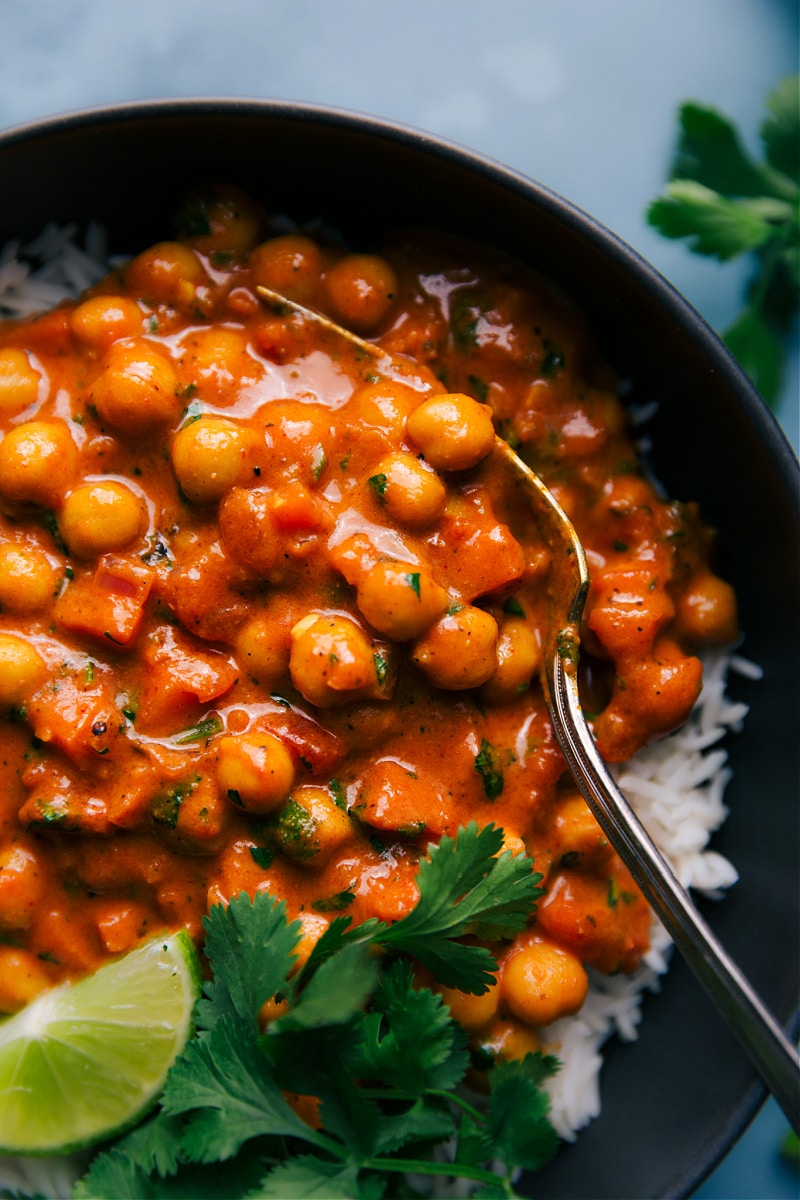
647, 76, 799, 406
405, 572, 421, 598
175, 715, 224, 745
474, 738, 505, 800
367, 472, 388, 500
373, 650, 389, 685
74, 824, 555, 1199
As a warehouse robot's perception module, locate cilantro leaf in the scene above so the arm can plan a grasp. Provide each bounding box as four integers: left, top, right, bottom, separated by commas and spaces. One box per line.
249, 1156, 365, 1199
379, 823, 542, 991
163, 1016, 331, 1161
484, 1056, 560, 1172
669, 101, 785, 199
198, 891, 302, 1029
74, 1148, 155, 1200
474, 738, 505, 799
272, 942, 379, 1032
355, 960, 470, 1095
647, 77, 799, 408
647, 180, 775, 260
723, 304, 784, 405
761, 76, 800, 182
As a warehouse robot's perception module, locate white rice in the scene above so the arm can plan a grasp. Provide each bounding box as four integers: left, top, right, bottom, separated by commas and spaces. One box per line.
0, 229, 751, 1195
541, 648, 753, 1140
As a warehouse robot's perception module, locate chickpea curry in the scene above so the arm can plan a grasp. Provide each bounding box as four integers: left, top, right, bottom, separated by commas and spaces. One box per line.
0, 186, 739, 1057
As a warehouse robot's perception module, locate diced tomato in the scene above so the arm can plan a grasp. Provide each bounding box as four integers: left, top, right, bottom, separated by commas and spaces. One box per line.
55, 555, 155, 647
136, 625, 238, 731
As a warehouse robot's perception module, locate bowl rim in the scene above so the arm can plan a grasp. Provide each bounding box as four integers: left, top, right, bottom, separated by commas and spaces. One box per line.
0, 95, 798, 1197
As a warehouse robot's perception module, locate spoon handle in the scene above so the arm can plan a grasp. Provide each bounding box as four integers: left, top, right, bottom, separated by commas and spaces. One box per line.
549, 653, 800, 1135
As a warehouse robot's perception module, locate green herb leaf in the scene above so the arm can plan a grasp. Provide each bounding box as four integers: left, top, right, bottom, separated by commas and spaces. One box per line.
198, 891, 301, 1030
163, 1016, 331, 1162
175, 715, 224, 744
373, 650, 389, 685
762, 76, 800, 181
405, 572, 421, 598
367, 473, 388, 501
253, 1156, 364, 1199
647, 78, 799, 408
474, 738, 504, 799
647, 180, 775, 260
724, 303, 784, 405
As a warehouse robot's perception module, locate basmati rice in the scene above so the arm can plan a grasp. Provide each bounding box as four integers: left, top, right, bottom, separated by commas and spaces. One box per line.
0, 228, 749, 1196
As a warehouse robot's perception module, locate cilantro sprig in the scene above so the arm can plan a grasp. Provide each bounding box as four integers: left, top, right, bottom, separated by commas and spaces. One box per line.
74, 823, 556, 1199
647, 76, 799, 406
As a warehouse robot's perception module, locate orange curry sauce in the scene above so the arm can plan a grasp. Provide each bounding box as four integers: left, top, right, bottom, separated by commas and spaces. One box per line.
0, 186, 738, 1051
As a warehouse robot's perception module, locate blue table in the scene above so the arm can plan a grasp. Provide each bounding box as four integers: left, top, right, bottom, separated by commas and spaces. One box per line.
1, 2, 797, 1195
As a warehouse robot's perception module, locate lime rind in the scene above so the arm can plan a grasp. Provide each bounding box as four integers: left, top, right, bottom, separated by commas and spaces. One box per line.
0, 930, 201, 1156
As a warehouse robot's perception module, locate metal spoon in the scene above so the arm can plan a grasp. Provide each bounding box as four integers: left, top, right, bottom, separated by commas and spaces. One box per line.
257, 284, 800, 1131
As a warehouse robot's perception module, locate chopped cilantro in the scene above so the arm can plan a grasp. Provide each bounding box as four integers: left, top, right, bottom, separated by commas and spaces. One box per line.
311, 889, 356, 913
175, 715, 224, 745
474, 738, 505, 800
249, 846, 274, 869
329, 778, 348, 810
503, 596, 525, 617
151, 776, 201, 830
367, 472, 388, 501
373, 650, 389, 685
405, 571, 421, 598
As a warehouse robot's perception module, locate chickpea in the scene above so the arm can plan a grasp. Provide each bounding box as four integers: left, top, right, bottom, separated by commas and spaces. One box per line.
347, 379, 426, 440
126, 241, 205, 306
438, 980, 500, 1031
171, 417, 258, 503
0, 633, 46, 708
0, 544, 60, 612
412, 605, 498, 689
501, 937, 588, 1027
0, 945, 52, 1013
326, 253, 398, 331
70, 295, 144, 350
291, 912, 330, 972
274, 785, 353, 865
0, 347, 42, 417
0, 842, 45, 929
676, 569, 739, 645
217, 730, 295, 814
178, 184, 264, 254
184, 327, 257, 406
237, 614, 291, 687
250, 234, 322, 303
90, 339, 180, 435
478, 1017, 541, 1064
59, 479, 145, 559
482, 617, 542, 702
406, 393, 495, 472
356, 561, 449, 641
289, 612, 387, 707
218, 486, 280, 575
0, 420, 79, 507
370, 451, 446, 528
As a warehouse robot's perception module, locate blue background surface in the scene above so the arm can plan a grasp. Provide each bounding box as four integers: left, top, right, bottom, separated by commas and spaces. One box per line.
1, 2, 797, 1196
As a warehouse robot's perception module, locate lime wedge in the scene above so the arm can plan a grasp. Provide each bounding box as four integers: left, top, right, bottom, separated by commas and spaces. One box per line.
0, 931, 201, 1155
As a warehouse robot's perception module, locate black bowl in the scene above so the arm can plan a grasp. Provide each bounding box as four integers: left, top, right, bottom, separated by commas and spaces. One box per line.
1, 99, 797, 1199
